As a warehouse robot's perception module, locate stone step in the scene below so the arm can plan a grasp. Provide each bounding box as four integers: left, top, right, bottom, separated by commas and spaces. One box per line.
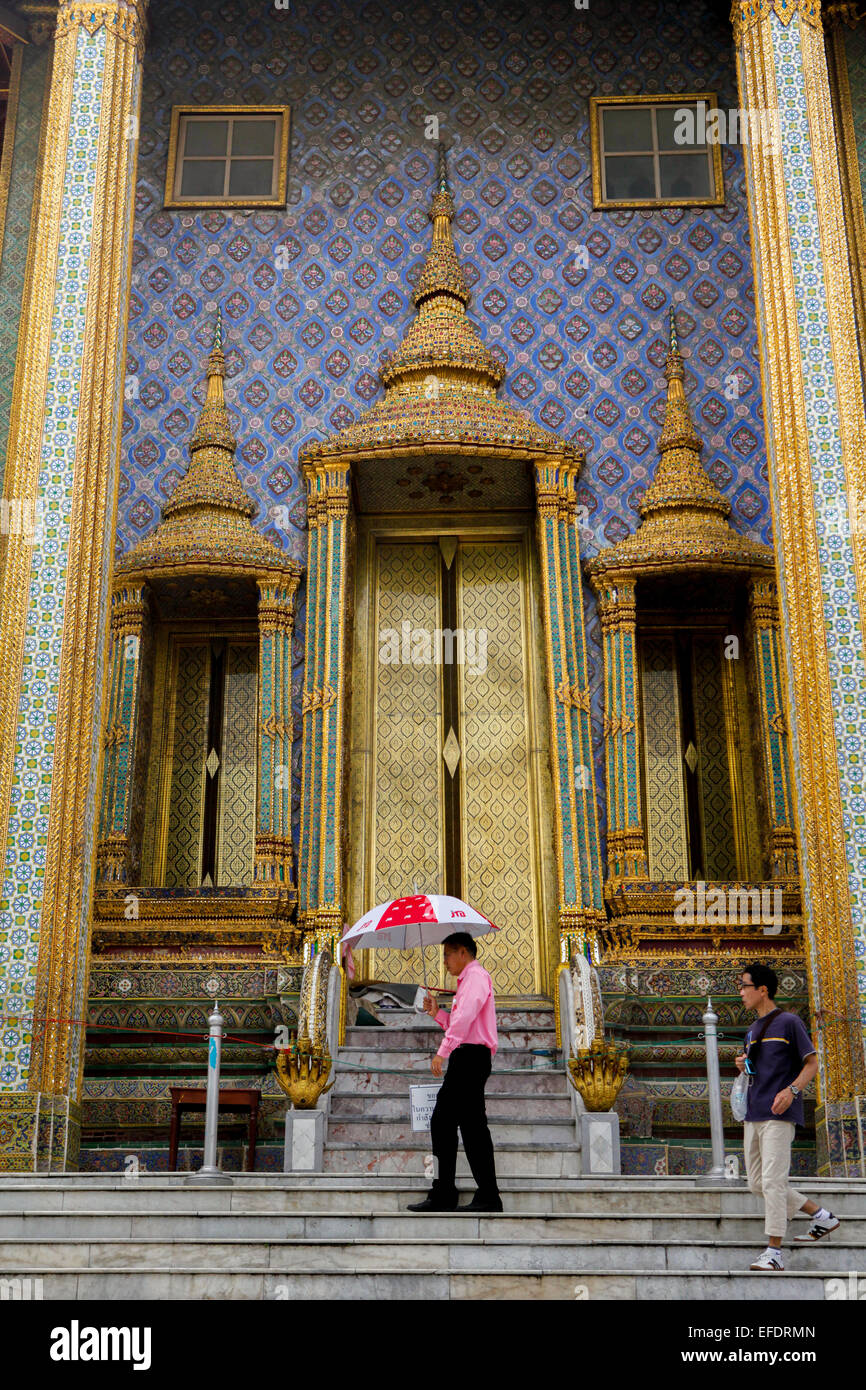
332, 1067, 570, 1096
321, 1144, 582, 1177
325, 1117, 575, 1145
0, 1235, 863, 1275
336, 1047, 561, 1070
1, 1176, 863, 1210
343, 1026, 558, 1049
0, 1267, 850, 1299
1, 1209, 861, 1243
329, 1092, 574, 1120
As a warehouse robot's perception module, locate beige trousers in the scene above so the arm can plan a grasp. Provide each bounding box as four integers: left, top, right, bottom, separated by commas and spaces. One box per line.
744, 1119, 808, 1238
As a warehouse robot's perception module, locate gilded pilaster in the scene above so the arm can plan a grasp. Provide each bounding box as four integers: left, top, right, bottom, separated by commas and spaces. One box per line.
733, 0, 866, 1166
593, 576, 648, 881
298, 461, 353, 947
534, 460, 605, 958
748, 577, 799, 879
0, 0, 146, 1170
255, 576, 300, 887
823, 1, 866, 372
95, 583, 148, 885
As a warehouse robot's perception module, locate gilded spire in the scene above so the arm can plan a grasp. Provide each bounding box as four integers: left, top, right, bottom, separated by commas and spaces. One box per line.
115, 314, 299, 585
163, 308, 253, 520
586, 307, 773, 579
379, 142, 504, 392
638, 307, 729, 524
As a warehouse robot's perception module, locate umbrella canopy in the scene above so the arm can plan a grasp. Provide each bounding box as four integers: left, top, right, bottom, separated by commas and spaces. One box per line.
342, 894, 499, 951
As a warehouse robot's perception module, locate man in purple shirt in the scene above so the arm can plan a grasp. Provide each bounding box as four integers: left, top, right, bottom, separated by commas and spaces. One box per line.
735, 962, 840, 1271
407, 932, 502, 1214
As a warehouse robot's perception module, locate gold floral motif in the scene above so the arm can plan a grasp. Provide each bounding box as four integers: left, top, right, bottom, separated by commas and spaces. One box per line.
730, 0, 821, 45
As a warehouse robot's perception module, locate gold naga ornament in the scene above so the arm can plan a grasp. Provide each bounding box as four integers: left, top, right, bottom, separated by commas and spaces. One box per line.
567, 1039, 630, 1113
274, 948, 335, 1108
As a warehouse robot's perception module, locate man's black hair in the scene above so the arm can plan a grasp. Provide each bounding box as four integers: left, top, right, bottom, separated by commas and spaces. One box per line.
442, 931, 477, 957
741, 962, 778, 999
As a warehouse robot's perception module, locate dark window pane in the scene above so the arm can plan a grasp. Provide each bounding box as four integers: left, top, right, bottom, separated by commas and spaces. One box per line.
183, 120, 229, 157
231, 119, 277, 157
180, 159, 226, 197
228, 159, 274, 197
601, 106, 652, 152
657, 104, 706, 150
604, 154, 655, 201
658, 153, 712, 199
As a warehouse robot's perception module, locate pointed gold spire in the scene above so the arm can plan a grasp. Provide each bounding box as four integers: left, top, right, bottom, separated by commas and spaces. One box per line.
637, 306, 729, 527
379, 140, 504, 394
586, 307, 773, 579
163, 307, 252, 521
116, 313, 299, 585
300, 149, 571, 463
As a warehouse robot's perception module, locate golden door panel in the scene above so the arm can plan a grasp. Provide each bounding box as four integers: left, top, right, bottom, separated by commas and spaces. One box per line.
641, 636, 689, 880
370, 542, 444, 986
458, 541, 538, 995
216, 642, 257, 886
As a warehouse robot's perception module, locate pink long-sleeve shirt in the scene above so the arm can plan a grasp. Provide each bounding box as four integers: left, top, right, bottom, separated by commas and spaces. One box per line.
434, 958, 498, 1060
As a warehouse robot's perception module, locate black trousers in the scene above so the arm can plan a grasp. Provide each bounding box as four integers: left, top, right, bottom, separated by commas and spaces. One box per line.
430, 1044, 499, 1201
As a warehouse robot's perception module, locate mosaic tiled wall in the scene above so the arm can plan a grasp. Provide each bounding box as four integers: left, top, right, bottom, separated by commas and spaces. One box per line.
122, 0, 772, 854
0, 43, 50, 498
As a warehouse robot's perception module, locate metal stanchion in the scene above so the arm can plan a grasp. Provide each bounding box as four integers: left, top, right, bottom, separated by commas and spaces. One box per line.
188, 1002, 233, 1186
697, 997, 728, 1186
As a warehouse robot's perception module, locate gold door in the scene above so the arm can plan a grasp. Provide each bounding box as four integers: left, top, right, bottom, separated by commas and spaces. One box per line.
349, 527, 554, 997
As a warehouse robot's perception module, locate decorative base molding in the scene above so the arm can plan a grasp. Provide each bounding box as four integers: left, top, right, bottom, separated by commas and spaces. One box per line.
0, 1093, 81, 1172
92, 886, 301, 954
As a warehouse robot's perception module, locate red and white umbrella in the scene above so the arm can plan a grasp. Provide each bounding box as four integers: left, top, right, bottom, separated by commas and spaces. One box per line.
341, 894, 499, 985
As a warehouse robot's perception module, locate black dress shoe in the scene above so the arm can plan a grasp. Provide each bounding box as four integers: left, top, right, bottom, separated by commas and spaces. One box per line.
457, 1197, 503, 1213
406, 1194, 459, 1212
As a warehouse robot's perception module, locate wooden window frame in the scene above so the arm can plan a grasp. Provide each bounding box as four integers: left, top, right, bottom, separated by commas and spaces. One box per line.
164, 104, 291, 209
590, 93, 724, 210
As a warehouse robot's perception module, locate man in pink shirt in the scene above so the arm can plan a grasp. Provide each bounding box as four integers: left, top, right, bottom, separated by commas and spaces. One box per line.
407, 932, 502, 1213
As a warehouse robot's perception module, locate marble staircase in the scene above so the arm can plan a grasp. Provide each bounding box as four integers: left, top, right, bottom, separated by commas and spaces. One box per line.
324, 999, 581, 1178
1, 1175, 864, 1299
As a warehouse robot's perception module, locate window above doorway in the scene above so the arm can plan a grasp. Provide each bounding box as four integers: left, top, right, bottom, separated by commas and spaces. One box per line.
590, 94, 724, 210
164, 105, 290, 209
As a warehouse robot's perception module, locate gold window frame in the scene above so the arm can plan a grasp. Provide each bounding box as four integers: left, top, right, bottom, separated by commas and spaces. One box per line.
164, 105, 291, 209
590, 93, 725, 210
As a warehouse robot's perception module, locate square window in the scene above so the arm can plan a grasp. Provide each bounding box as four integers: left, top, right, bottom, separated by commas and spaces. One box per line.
591, 95, 723, 210
165, 107, 290, 208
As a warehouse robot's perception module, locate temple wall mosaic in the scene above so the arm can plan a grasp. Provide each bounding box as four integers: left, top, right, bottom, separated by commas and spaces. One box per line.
120, 0, 775, 852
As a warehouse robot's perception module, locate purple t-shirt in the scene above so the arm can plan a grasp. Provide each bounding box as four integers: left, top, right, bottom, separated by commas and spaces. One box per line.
744, 1009, 816, 1125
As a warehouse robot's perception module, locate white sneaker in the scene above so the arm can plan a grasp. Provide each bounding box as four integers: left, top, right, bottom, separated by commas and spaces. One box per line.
750, 1246, 785, 1271
793, 1214, 840, 1242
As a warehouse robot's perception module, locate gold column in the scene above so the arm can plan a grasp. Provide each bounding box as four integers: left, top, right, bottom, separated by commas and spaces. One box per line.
298, 460, 353, 952
0, 0, 145, 1170
255, 574, 300, 888
733, 0, 866, 1167
748, 577, 799, 879
95, 583, 149, 884
593, 575, 648, 881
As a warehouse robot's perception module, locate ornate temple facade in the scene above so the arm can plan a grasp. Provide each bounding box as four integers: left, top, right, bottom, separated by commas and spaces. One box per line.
0, 0, 865, 1175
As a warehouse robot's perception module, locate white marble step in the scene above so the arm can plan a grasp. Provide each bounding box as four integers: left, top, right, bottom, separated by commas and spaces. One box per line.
345, 1026, 558, 1049
336, 1047, 560, 1070
2, 1177, 864, 1212
327, 1116, 574, 1144
332, 1067, 569, 1096
329, 1091, 574, 1120
322, 1143, 582, 1177
0, 1208, 862, 1244
0, 1267, 846, 1299
0, 1234, 862, 1274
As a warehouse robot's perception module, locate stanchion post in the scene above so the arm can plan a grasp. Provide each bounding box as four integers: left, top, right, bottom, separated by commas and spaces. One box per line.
188, 1002, 233, 1186
698, 997, 727, 1186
